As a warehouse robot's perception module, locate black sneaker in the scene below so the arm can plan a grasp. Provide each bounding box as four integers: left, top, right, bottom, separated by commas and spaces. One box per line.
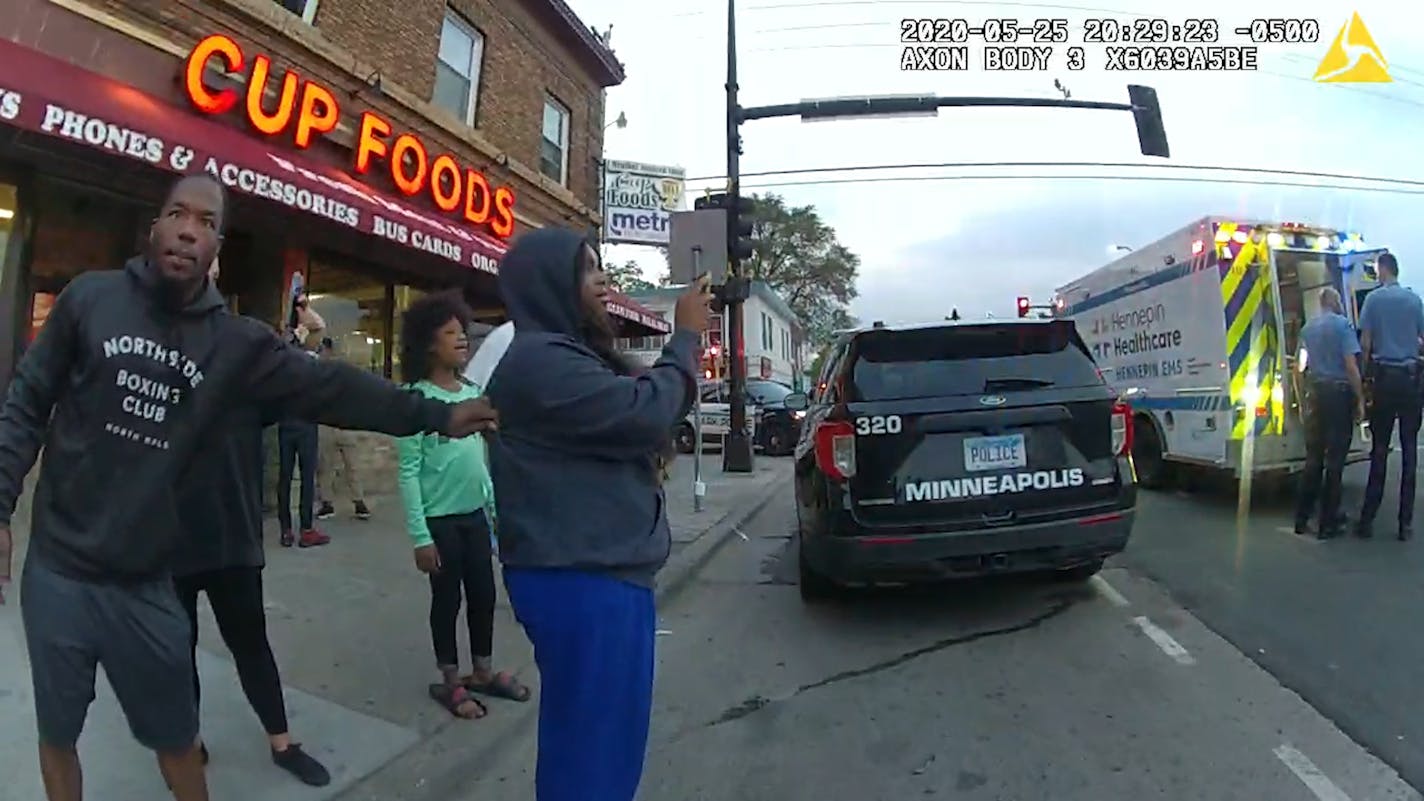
316, 502, 336, 520
354, 500, 372, 521
272, 743, 331, 787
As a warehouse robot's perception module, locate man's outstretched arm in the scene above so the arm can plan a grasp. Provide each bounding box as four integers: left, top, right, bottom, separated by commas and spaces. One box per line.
242, 328, 496, 438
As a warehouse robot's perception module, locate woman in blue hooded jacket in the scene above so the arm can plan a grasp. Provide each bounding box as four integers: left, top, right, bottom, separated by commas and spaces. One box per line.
484, 228, 710, 801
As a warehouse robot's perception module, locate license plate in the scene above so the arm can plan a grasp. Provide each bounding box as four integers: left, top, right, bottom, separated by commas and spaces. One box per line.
963, 434, 1026, 472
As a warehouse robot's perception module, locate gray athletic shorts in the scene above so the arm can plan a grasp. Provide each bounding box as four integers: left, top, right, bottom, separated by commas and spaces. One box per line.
21, 557, 198, 752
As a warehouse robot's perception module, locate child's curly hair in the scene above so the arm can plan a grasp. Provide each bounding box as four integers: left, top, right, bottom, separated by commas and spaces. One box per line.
399, 290, 474, 385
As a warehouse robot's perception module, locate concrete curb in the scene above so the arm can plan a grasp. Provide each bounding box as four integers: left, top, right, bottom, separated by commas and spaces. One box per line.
653, 469, 792, 606
333, 468, 793, 801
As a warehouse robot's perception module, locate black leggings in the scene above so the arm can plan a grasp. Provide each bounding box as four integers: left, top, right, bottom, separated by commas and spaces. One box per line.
427, 512, 496, 669
174, 567, 289, 736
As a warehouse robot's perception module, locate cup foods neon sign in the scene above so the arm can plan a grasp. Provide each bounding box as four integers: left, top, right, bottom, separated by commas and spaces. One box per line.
182, 33, 515, 239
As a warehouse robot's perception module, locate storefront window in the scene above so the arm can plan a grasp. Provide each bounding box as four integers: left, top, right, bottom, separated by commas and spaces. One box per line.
0, 184, 15, 287
391, 285, 427, 383
0, 184, 15, 314
24, 180, 146, 343
307, 255, 391, 376
29, 180, 134, 285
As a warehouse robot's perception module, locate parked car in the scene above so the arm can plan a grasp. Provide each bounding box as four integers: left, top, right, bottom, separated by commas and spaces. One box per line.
674, 382, 760, 454
745, 379, 806, 456
786, 318, 1138, 602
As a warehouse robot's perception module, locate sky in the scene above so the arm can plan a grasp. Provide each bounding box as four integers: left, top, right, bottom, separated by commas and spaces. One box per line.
569, 0, 1424, 325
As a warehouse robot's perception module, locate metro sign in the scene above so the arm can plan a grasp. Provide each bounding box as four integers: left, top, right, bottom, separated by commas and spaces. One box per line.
182, 33, 516, 239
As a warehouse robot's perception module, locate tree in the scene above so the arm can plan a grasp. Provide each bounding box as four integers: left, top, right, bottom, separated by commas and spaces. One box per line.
604, 259, 656, 293
742, 194, 860, 346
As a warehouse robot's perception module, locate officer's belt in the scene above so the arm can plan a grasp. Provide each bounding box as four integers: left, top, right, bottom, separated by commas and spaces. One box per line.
1310, 378, 1352, 390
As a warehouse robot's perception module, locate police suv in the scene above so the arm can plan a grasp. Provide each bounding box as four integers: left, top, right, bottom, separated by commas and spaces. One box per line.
783, 318, 1138, 602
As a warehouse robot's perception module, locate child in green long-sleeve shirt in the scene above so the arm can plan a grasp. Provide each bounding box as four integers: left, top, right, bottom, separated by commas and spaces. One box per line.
396, 292, 530, 720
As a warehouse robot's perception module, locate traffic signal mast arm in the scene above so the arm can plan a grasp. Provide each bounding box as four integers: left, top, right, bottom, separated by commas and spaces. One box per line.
736, 86, 1168, 159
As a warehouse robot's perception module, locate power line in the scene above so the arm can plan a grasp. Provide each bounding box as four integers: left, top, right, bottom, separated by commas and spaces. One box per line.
685, 160, 1424, 187
732, 172, 1424, 195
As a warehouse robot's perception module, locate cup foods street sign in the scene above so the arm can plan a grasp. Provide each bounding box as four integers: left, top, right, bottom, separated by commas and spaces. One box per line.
603, 160, 685, 246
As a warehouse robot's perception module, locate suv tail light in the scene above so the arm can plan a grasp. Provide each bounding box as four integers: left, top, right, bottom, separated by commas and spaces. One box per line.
1111, 401, 1133, 456
814, 420, 857, 480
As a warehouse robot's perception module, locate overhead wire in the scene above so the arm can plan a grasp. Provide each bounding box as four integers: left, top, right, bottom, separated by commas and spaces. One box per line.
729, 172, 1424, 195
684, 161, 1424, 187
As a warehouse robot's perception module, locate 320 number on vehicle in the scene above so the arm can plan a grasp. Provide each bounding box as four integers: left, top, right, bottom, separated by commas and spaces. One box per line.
855, 415, 903, 435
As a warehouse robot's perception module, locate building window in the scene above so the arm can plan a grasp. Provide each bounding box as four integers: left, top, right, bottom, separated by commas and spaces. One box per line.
540, 96, 570, 185
274, 0, 319, 23
434, 11, 484, 126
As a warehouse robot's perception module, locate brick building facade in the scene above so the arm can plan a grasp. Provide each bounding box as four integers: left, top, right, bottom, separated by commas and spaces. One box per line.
0, 0, 669, 514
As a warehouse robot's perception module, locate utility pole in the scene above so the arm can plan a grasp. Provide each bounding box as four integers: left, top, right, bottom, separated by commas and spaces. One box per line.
721, 0, 753, 472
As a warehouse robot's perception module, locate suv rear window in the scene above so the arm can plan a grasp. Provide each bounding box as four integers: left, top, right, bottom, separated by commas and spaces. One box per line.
846, 322, 1103, 401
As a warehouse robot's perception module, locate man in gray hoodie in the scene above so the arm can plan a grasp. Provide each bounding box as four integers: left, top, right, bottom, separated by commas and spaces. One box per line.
485, 228, 709, 801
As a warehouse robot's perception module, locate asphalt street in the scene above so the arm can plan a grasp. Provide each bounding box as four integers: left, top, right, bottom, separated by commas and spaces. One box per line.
1121, 456, 1424, 795
458, 487, 1419, 801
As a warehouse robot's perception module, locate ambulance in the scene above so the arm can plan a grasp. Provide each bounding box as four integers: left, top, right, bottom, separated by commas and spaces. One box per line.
1053, 216, 1388, 487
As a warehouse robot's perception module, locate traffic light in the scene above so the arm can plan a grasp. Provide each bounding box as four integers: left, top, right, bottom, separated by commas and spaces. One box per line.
1128, 84, 1170, 158
729, 195, 755, 262
692, 192, 756, 263
693, 193, 722, 211
1016, 297, 1031, 318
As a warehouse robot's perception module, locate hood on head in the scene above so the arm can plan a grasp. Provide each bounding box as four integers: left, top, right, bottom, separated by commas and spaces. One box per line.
125, 256, 227, 316
497, 228, 589, 336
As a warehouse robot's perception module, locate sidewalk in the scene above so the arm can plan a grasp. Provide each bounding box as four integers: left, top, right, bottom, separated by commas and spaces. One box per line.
0, 453, 790, 801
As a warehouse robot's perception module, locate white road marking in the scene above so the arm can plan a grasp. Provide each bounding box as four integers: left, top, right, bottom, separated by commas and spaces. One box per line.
1090, 575, 1129, 607
1132, 616, 1196, 665
1273, 744, 1353, 801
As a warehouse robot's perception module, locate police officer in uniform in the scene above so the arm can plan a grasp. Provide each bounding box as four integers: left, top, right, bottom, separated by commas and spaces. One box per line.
1294, 287, 1364, 539
1356, 253, 1424, 540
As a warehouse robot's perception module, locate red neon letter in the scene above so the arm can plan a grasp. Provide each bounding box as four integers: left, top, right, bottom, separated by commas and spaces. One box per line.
463, 169, 491, 225
389, 134, 428, 197
354, 112, 391, 175
293, 81, 339, 149
491, 186, 516, 239
429, 155, 462, 212
245, 55, 298, 136
184, 34, 243, 115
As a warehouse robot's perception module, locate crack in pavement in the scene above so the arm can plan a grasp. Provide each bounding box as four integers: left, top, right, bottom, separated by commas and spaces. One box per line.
700, 595, 1078, 730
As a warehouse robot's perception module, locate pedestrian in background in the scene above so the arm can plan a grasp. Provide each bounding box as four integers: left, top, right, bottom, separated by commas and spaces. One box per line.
314, 337, 373, 522
1294, 287, 1364, 539
276, 298, 327, 548
1356, 253, 1424, 540
396, 291, 529, 721
485, 228, 709, 801
171, 259, 332, 786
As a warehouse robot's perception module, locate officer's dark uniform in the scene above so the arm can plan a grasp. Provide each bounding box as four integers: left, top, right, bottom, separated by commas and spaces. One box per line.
1294, 308, 1360, 538
1357, 278, 1424, 539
